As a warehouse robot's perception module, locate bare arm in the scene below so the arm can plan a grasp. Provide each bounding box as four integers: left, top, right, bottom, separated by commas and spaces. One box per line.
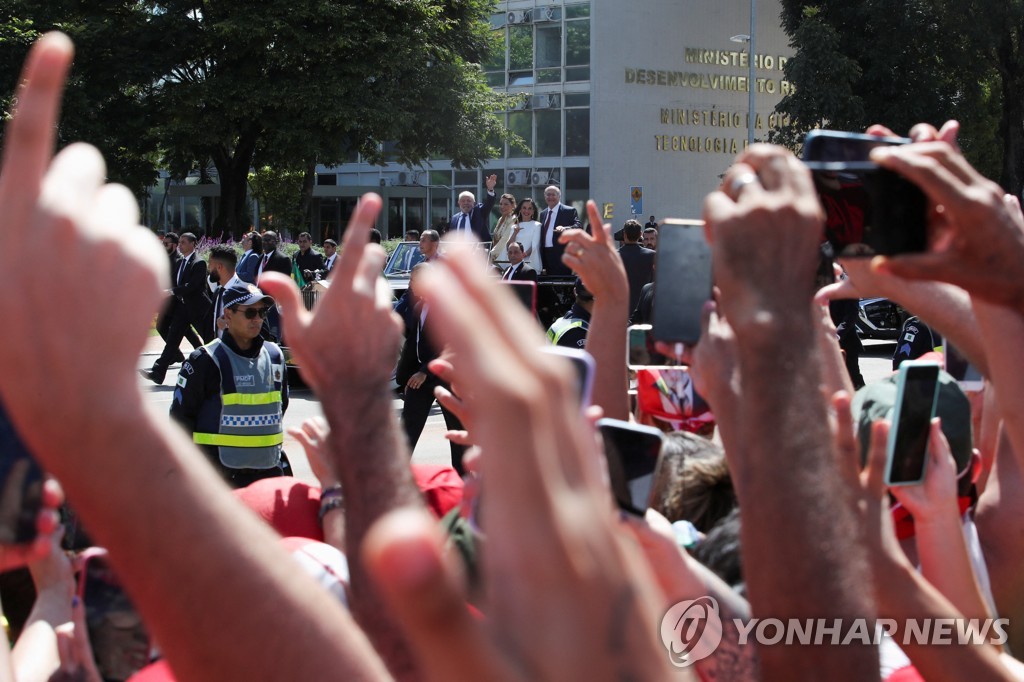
560, 201, 631, 421
707, 147, 878, 679
0, 34, 388, 682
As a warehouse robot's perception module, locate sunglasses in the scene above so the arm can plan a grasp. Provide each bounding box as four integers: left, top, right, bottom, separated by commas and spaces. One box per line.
233, 306, 272, 319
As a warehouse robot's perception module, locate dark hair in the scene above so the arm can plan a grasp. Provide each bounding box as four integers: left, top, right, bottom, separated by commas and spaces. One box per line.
514, 198, 538, 222
405, 230, 420, 241
509, 241, 525, 252
180, 232, 197, 244
245, 231, 263, 255
650, 432, 736, 533
208, 244, 237, 268
370, 228, 382, 244
500, 192, 517, 207
323, 239, 338, 247
164, 232, 179, 244
297, 232, 312, 241
623, 220, 643, 242
692, 508, 744, 595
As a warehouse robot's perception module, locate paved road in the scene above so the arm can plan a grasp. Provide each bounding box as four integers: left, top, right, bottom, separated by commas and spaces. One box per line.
139, 335, 898, 485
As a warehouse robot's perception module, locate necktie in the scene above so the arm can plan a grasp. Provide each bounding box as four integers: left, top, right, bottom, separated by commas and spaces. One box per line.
459, 213, 468, 234
326, 255, 335, 272
504, 264, 516, 281
213, 287, 224, 332
545, 209, 556, 247
258, 253, 270, 283
177, 255, 188, 286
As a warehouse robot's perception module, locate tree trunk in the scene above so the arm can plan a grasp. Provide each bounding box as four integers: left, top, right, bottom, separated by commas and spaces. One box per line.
997, 28, 1024, 196
210, 131, 260, 240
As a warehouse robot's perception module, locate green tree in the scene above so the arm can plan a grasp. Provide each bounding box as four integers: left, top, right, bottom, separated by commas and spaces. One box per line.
773, 1, 1012, 187
0, 0, 515, 234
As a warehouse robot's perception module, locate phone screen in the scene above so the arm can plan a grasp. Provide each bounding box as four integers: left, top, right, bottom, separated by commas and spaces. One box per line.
803, 130, 911, 170
0, 400, 43, 545
886, 362, 941, 486
79, 552, 151, 681
597, 418, 665, 515
627, 324, 678, 369
651, 220, 712, 345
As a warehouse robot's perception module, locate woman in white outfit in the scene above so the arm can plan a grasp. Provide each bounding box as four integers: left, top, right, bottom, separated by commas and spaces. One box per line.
508, 197, 542, 273
489, 193, 518, 267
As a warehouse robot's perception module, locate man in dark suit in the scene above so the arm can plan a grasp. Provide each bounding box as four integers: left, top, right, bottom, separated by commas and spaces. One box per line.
142, 232, 212, 384
396, 264, 467, 474
235, 231, 261, 284
254, 230, 291, 342
156, 232, 203, 364
447, 174, 497, 242
502, 241, 538, 282
538, 185, 581, 277
204, 245, 239, 342
618, 219, 656, 315
255, 231, 292, 284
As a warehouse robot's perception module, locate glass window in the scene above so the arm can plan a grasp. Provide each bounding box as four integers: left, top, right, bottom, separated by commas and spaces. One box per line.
535, 110, 561, 157
509, 25, 533, 70
430, 198, 450, 228
483, 28, 505, 72
566, 4, 590, 19
565, 20, 590, 66
382, 141, 402, 162
405, 198, 425, 232
453, 170, 478, 186
565, 66, 590, 82
486, 72, 506, 87
489, 13, 507, 29
565, 92, 590, 107
429, 170, 451, 186
565, 109, 590, 157
536, 25, 561, 68
316, 173, 337, 186
565, 167, 589, 191
508, 111, 533, 158
509, 71, 535, 86
537, 68, 561, 84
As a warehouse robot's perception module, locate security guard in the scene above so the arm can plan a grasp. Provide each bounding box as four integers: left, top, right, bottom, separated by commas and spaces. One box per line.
546, 278, 593, 349
171, 280, 290, 488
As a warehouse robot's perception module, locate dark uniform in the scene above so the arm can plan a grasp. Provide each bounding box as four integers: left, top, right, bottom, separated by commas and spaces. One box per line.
171, 332, 290, 488
546, 302, 591, 349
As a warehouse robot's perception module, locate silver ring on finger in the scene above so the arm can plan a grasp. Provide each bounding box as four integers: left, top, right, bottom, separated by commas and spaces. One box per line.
729, 172, 759, 197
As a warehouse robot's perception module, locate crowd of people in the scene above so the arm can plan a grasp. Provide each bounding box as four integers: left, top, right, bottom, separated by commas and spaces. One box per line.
5, 32, 1024, 682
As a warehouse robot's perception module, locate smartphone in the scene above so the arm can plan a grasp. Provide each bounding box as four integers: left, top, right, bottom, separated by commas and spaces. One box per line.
651, 220, 712, 345
944, 342, 983, 392
77, 548, 152, 681
503, 280, 537, 316
803, 130, 928, 257
885, 360, 941, 486
627, 324, 678, 369
0, 400, 44, 545
541, 346, 595, 408
597, 418, 665, 515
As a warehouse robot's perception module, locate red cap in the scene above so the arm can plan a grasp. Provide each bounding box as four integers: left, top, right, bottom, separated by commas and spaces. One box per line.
411, 464, 464, 518
234, 478, 323, 541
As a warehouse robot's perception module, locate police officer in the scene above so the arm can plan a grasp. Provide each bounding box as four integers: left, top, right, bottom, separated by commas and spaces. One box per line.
546, 278, 593, 349
171, 280, 291, 488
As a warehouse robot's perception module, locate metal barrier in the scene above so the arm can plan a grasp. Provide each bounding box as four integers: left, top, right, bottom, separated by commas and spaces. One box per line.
301, 287, 322, 311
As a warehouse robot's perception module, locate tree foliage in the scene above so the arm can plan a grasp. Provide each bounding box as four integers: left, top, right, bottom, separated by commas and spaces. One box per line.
0, 0, 515, 233
773, 0, 1024, 190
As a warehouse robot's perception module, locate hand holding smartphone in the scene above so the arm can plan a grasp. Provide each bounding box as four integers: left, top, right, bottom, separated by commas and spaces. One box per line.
597, 418, 665, 515
885, 360, 941, 486
651, 220, 712, 345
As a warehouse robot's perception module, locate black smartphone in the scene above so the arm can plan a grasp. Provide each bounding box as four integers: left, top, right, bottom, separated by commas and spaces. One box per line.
885, 360, 941, 486
803, 130, 928, 257
597, 418, 665, 516
0, 400, 44, 545
541, 346, 595, 408
651, 220, 712, 345
77, 548, 152, 681
503, 280, 537, 316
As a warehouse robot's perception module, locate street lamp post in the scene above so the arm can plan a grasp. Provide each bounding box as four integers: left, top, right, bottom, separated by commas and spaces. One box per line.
730, 0, 757, 146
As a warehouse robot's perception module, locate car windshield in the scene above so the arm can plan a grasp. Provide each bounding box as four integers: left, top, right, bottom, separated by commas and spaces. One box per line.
383, 242, 424, 276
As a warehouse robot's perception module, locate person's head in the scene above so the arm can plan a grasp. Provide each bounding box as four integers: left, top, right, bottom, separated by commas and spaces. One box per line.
404, 230, 420, 242
507, 241, 525, 266
262, 231, 279, 252
370, 228, 382, 244
221, 281, 275, 342
419, 229, 440, 260
458, 191, 476, 214
642, 227, 658, 250
574, 276, 594, 309
543, 186, 561, 209
499, 193, 517, 217
179, 232, 198, 256
245, 231, 263, 255
649, 215, 656, 223
650, 432, 735, 533
692, 508, 744, 596
323, 239, 337, 259
622, 219, 643, 243
162, 232, 179, 255
515, 198, 537, 222
409, 262, 430, 300
297, 232, 312, 253
208, 245, 238, 285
